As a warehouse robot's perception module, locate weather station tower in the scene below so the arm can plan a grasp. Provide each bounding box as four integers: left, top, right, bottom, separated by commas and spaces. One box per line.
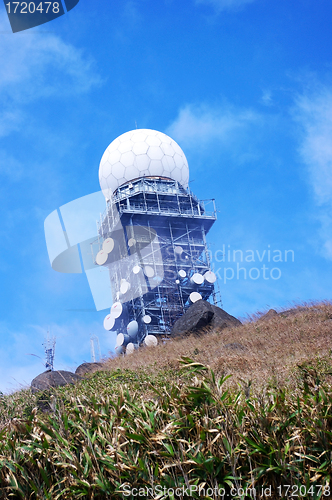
95, 129, 219, 354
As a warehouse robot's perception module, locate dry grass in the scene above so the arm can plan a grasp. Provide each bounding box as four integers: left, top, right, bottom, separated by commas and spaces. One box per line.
0, 302, 332, 498
102, 301, 332, 392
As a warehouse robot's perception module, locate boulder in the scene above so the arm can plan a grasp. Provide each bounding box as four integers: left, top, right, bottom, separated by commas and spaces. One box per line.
258, 309, 278, 322
209, 303, 242, 330
171, 300, 241, 336
31, 370, 82, 394
75, 362, 104, 377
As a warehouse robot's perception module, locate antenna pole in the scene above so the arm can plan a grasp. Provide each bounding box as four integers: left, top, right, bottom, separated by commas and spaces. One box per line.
90, 335, 101, 362
43, 332, 56, 371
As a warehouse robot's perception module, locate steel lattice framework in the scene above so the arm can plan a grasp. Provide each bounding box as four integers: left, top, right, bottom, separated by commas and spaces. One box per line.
96, 177, 219, 343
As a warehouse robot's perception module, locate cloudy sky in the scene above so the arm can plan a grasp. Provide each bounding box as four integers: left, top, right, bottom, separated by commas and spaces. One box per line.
0, 0, 332, 392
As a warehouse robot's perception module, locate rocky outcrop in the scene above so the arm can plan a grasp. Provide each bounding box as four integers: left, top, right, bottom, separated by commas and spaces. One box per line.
258, 309, 278, 322
75, 362, 104, 377
31, 370, 82, 394
209, 303, 242, 330
171, 300, 241, 336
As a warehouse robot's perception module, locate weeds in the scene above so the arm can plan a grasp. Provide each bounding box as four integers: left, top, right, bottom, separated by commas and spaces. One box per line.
0, 303, 331, 498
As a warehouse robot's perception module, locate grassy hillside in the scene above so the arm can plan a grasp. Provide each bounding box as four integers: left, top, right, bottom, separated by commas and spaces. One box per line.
0, 302, 332, 499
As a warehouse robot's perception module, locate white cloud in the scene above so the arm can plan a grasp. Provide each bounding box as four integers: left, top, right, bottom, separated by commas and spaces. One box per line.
261, 89, 273, 106
294, 85, 332, 258
166, 102, 262, 157
0, 14, 102, 100
0, 12, 102, 182
196, 0, 256, 13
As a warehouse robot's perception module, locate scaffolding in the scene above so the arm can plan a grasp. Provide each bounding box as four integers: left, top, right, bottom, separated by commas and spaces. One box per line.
95, 177, 220, 340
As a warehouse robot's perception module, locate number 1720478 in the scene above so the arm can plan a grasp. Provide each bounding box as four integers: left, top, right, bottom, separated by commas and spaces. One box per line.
277, 484, 330, 497
5, 2, 60, 14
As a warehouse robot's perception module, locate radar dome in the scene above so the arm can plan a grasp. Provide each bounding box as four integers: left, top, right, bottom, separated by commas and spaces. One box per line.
99, 129, 189, 200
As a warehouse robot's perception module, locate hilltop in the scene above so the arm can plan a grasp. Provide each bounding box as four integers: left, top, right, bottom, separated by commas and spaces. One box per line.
102, 301, 332, 391
0, 301, 332, 499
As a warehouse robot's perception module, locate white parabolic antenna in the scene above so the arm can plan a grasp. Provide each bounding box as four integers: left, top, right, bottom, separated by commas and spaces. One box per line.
120, 281, 130, 294
111, 302, 123, 318
204, 270, 217, 283
142, 315, 151, 324
174, 246, 183, 255
143, 266, 154, 278
115, 345, 125, 355
190, 292, 202, 303
116, 333, 124, 347
127, 320, 138, 338
126, 343, 135, 354
178, 269, 186, 278
133, 265, 141, 274
103, 238, 114, 253
96, 250, 108, 266
128, 238, 136, 247
103, 314, 115, 331
191, 273, 204, 285
144, 335, 158, 347
116, 333, 130, 347
99, 129, 190, 200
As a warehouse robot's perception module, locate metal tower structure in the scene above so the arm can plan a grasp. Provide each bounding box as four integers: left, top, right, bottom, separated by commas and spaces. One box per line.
95, 176, 219, 346
90, 335, 101, 362
43, 333, 56, 371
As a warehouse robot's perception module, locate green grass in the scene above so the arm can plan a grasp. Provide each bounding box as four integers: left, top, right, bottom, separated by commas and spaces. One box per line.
1, 356, 332, 499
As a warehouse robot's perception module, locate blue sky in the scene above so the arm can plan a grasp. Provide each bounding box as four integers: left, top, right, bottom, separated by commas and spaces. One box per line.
0, 0, 332, 392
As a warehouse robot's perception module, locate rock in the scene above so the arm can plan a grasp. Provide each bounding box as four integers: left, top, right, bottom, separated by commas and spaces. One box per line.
209, 303, 242, 330
75, 362, 104, 377
171, 300, 241, 336
31, 370, 82, 394
258, 309, 278, 322
279, 306, 311, 317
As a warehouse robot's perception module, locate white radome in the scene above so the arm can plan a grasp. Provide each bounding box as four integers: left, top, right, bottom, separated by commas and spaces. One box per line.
99, 129, 190, 200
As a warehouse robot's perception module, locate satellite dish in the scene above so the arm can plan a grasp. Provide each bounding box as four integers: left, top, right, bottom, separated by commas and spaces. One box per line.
143, 266, 154, 278
116, 333, 130, 347
144, 335, 158, 347
126, 343, 135, 354
189, 292, 202, 303
178, 270, 186, 278
127, 320, 138, 338
133, 265, 141, 274
128, 238, 136, 247
115, 345, 125, 355
96, 250, 108, 266
174, 246, 183, 255
120, 281, 130, 294
204, 270, 217, 283
103, 238, 114, 253
115, 333, 124, 347
103, 314, 115, 331
142, 315, 151, 324
175, 279, 180, 284
111, 302, 123, 319
191, 273, 204, 285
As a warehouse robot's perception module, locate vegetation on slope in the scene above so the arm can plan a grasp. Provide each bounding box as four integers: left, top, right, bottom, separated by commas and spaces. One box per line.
0, 303, 332, 499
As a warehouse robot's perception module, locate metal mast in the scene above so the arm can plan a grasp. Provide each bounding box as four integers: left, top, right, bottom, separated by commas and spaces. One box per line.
90, 335, 101, 362
43, 332, 56, 371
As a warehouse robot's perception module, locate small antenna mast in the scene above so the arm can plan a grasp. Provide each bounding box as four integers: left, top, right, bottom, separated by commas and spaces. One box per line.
90, 335, 101, 362
43, 331, 56, 371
